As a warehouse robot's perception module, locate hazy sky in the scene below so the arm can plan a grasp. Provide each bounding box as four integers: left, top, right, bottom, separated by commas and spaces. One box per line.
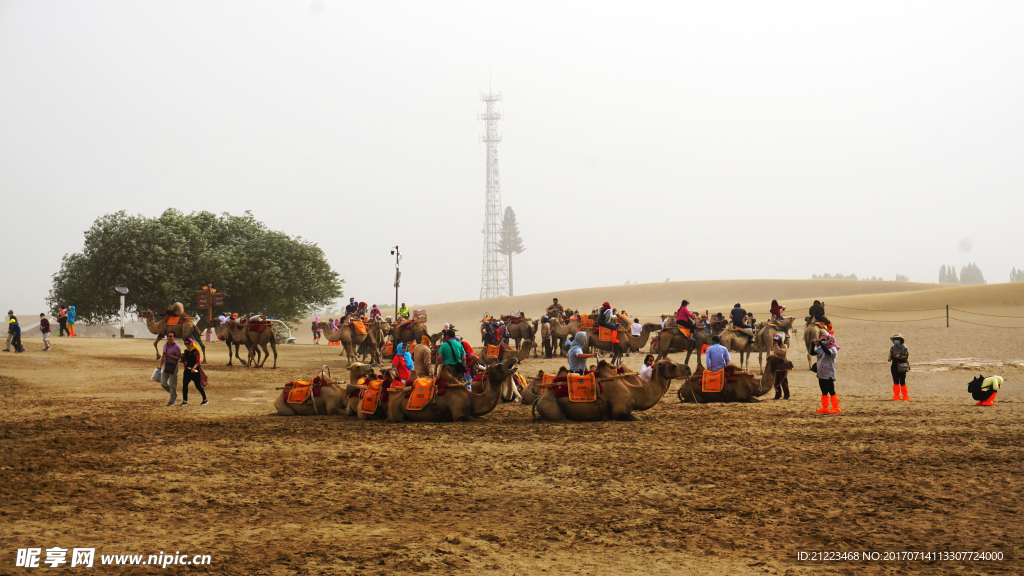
2, 1, 1022, 317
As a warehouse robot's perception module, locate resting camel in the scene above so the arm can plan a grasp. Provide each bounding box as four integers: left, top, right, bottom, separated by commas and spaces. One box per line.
342, 362, 374, 416
803, 316, 830, 370
212, 319, 254, 366
273, 368, 347, 415
753, 317, 794, 373
532, 359, 689, 421
239, 320, 278, 369
387, 358, 519, 422
676, 359, 794, 403
139, 310, 206, 362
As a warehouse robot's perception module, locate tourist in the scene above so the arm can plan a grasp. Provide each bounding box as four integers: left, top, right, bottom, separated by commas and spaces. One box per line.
58, 305, 68, 337
38, 313, 51, 351
888, 333, 910, 401
631, 318, 643, 337
312, 317, 321, 344
66, 305, 77, 337
639, 354, 655, 382
812, 333, 841, 414
547, 298, 564, 317
730, 304, 747, 330
705, 335, 731, 372
370, 304, 382, 320
809, 300, 830, 326
434, 329, 466, 379
158, 332, 182, 407
676, 300, 697, 341
398, 303, 410, 320
393, 342, 414, 382
4, 311, 15, 352
968, 374, 1002, 406
771, 333, 789, 400
413, 335, 432, 378
660, 314, 668, 328
180, 337, 208, 406
566, 331, 598, 375
770, 300, 785, 323
598, 302, 619, 343
345, 298, 358, 316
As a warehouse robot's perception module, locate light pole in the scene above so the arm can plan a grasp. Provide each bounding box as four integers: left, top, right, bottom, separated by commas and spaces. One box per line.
115, 287, 129, 338
391, 246, 401, 321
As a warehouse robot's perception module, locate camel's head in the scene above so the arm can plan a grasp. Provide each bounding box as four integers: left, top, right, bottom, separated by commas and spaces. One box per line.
486, 358, 518, 381
804, 316, 813, 325
139, 310, 153, 320
642, 323, 661, 332
657, 359, 691, 381
317, 321, 330, 330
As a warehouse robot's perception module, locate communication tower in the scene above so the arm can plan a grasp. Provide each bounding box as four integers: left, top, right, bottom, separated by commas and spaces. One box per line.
479, 90, 509, 299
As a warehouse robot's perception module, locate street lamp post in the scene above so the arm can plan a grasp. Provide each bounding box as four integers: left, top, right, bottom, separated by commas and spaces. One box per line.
391, 246, 401, 321
115, 287, 129, 338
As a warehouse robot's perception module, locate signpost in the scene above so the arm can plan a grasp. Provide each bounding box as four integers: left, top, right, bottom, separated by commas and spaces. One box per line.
195, 285, 224, 342
115, 287, 129, 338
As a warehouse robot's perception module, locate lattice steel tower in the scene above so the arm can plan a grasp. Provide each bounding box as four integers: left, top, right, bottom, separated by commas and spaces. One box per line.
479, 90, 509, 299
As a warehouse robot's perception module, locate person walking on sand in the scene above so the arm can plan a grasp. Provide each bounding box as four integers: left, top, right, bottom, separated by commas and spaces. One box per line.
4, 311, 15, 352
888, 333, 910, 401
312, 316, 321, 344
38, 313, 51, 351
66, 305, 77, 337
58, 306, 68, 337
771, 333, 790, 400
811, 333, 841, 414
179, 337, 208, 406
158, 332, 182, 407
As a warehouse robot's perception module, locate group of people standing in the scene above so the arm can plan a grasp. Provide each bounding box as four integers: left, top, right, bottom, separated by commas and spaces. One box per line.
5, 309, 71, 353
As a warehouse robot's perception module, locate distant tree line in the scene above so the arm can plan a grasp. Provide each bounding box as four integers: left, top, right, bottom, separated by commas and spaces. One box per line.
1010, 268, 1024, 282
811, 273, 908, 282
48, 209, 344, 324
939, 263, 986, 285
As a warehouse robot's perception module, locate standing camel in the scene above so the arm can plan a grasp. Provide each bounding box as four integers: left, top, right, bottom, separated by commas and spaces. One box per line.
803, 317, 829, 371
753, 317, 794, 373
139, 310, 206, 362
547, 317, 581, 357
242, 321, 278, 369
318, 321, 371, 365
212, 319, 253, 366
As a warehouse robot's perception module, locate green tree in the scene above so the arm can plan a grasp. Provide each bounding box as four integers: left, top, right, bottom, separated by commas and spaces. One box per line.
959, 262, 986, 285
47, 209, 343, 323
497, 207, 525, 297
1011, 267, 1024, 282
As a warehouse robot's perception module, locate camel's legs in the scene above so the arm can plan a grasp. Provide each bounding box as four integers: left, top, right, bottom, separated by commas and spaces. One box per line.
153, 335, 164, 360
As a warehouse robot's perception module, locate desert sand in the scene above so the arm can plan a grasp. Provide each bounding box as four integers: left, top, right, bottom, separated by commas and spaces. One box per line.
2, 279, 1022, 575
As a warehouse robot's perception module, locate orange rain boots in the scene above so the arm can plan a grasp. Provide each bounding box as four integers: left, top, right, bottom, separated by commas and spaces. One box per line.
900, 385, 910, 401
979, 392, 997, 407
892, 384, 901, 401
829, 395, 842, 414
816, 395, 830, 414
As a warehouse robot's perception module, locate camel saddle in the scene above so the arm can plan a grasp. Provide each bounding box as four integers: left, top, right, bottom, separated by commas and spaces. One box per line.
406, 378, 438, 410
671, 326, 691, 338
399, 320, 420, 331
568, 373, 598, 402
350, 320, 368, 335
248, 319, 271, 333
284, 377, 325, 404
486, 344, 502, 360
165, 315, 186, 326
701, 370, 725, 393
359, 379, 384, 414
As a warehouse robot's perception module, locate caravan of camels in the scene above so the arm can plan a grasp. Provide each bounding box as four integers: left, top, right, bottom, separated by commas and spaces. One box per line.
264, 297, 828, 422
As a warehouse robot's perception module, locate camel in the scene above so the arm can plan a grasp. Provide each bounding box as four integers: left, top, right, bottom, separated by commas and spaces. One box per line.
676, 360, 794, 403
532, 359, 687, 421
713, 319, 759, 370
653, 322, 723, 367
753, 317, 795, 373
318, 321, 372, 365
483, 340, 538, 364
391, 320, 431, 351
243, 317, 280, 366
621, 323, 662, 355
506, 318, 539, 352
600, 359, 692, 412
139, 310, 206, 362
211, 319, 254, 366
274, 367, 348, 415
580, 323, 659, 365
803, 316, 829, 370
546, 317, 581, 357
387, 358, 518, 422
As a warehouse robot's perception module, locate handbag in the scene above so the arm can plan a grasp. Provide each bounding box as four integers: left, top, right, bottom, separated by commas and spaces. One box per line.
150, 368, 162, 382
163, 362, 177, 375
897, 362, 910, 373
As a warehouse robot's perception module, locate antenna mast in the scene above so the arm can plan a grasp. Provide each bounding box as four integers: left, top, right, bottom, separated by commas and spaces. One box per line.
479, 89, 509, 299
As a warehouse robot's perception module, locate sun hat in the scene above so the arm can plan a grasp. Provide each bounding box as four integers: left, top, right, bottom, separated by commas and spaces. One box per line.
890, 333, 905, 341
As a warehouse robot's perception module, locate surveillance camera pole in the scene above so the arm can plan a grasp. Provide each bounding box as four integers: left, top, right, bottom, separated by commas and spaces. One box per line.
393, 246, 401, 322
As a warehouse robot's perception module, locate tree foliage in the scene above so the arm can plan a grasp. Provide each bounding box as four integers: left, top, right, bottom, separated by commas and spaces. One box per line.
497, 207, 525, 258
939, 265, 958, 284
1010, 268, 1024, 282
47, 209, 344, 323
958, 262, 986, 285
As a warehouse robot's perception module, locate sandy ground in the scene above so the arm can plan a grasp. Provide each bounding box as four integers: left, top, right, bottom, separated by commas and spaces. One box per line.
3, 283, 1024, 575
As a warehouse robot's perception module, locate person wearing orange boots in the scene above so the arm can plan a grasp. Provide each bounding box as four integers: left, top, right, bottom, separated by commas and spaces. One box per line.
811, 333, 841, 414
968, 375, 1002, 406
888, 334, 910, 401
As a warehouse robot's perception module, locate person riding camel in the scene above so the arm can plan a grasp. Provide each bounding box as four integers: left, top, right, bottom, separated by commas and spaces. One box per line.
345, 298, 359, 316
598, 302, 619, 343
675, 300, 697, 341
809, 300, 832, 331
370, 304, 382, 320
546, 298, 564, 318
730, 304, 752, 339
770, 300, 786, 324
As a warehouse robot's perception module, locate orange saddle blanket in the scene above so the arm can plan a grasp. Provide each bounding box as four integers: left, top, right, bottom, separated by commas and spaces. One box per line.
406, 378, 436, 411
166, 315, 181, 326
287, 380, 313, 404
701, 370, 725, 393
360, 379, 384, 414
486, 344, 501, 360
598, 327, 615, 342
351, 321, 367, 335
568, 373, 598, 402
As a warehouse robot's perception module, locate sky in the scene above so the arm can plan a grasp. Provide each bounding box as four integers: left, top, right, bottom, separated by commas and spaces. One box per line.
1, 1, 1022, 318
